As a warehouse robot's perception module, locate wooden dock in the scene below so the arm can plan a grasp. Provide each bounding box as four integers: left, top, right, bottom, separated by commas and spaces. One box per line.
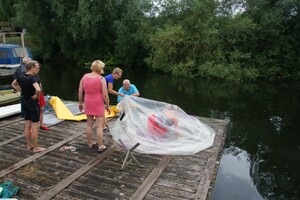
0, 68, 14, 82
0, 114, 229, 200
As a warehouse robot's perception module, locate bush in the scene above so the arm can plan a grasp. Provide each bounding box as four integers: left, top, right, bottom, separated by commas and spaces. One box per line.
170, 59, 196, 78
197, 62, 259, 82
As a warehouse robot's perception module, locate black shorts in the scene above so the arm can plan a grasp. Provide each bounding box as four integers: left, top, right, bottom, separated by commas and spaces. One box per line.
23, 100, 40, 122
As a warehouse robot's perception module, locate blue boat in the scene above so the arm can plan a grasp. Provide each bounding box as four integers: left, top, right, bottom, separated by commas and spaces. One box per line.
0, 43, 32, 69
0, 32, 32, 81
0, 32, 32, 70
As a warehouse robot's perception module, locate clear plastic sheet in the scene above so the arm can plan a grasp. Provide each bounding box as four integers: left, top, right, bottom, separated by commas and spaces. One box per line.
109, 96, 215, 155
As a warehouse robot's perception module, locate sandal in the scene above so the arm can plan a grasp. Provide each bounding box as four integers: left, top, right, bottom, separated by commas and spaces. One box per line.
88, 141, 97, 149
98, 145, 107, 152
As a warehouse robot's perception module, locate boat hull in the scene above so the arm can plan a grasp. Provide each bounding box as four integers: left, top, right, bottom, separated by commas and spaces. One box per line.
0, 103, 21, 119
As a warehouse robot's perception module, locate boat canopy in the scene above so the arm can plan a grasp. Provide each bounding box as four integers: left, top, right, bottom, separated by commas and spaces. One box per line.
0, 43, 32, 65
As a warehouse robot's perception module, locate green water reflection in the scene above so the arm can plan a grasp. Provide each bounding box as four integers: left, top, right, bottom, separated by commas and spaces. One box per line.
40, 63, 299, 200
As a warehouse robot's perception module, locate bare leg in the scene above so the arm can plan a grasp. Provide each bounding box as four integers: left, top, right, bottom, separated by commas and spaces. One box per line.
95, 116, 105, 150
102, 118, 107, 129
24, 120, 32, 150
39, 106, 50, 130
86, 115, 94, 147
40, 108, 44, 126
31, 122, 39, 149
31, 122, 45, 152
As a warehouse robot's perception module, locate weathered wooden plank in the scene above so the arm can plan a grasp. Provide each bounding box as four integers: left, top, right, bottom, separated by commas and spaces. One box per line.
65, 182, 119, 200
12, 168, 59, 188
0, 145, 28, 160
4, 176, 44, 200
74, 175, 134, 198
169, 155, 208, 165
1, 143, 33, 157
0, 120, 70, 147
130, 155, 172, 200
0, 117, 23, 128
33, 162, 72, 181
0, 114, 229, 200
53, 193, 82, 200
154, 179, 196, 193
42, 146, 95, 167
0, 161, 14, 170
108, 151, 162, 166
83, 171, 143, 191
0, 130, 85, 178
146, 185, 192, 200
163, 164, 202, 177
80, 159, 158, 198
0, 134, 23, 146
108, 156, 161, 174
31, 153, 84, 174
158, 173, 199, 188
46, 151, 90, 166
193, 124, 227, 200
143, 120, 229, 200
37, 145, 116, 200
0, 125, 24, 135
0, 135, 17, 143
54, 188, 98, 200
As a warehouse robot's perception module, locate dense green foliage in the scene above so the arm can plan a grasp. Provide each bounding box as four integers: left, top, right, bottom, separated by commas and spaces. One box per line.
0, 0, 15, 20
1, 0, 299, 81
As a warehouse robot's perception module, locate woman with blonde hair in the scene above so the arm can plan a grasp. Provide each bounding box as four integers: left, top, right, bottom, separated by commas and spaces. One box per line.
78, 60, 110, 152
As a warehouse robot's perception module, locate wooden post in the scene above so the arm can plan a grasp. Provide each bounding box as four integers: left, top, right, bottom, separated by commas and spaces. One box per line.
21, 32, 26, 57
1, 33, 6, 43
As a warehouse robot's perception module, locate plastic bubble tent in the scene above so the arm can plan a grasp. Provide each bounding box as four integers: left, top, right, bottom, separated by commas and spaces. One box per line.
109, 96, 215, 155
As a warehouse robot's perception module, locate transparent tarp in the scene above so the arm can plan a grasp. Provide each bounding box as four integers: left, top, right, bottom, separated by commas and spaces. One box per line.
109, 96, 215, 155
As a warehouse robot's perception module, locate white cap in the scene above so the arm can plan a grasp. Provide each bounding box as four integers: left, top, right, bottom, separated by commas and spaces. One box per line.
22, 56, 31, 63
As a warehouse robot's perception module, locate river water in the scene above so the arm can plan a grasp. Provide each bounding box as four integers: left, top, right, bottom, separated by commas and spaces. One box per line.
37, 63, 299, 200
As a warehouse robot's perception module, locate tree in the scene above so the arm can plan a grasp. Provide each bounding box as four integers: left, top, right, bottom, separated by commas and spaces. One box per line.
243, 0, 300, 80
0, 0, 15, 20
10, 0, 300, 80
113, 0, 152, 67
145, 0, 222, 77
13, 0, 119, 63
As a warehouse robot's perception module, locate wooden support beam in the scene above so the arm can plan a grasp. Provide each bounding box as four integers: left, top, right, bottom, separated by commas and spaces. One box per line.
193, 124, 227, 199
0, 130, 85, 178
37, 145, 116, 200
130, 155, 172, 200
